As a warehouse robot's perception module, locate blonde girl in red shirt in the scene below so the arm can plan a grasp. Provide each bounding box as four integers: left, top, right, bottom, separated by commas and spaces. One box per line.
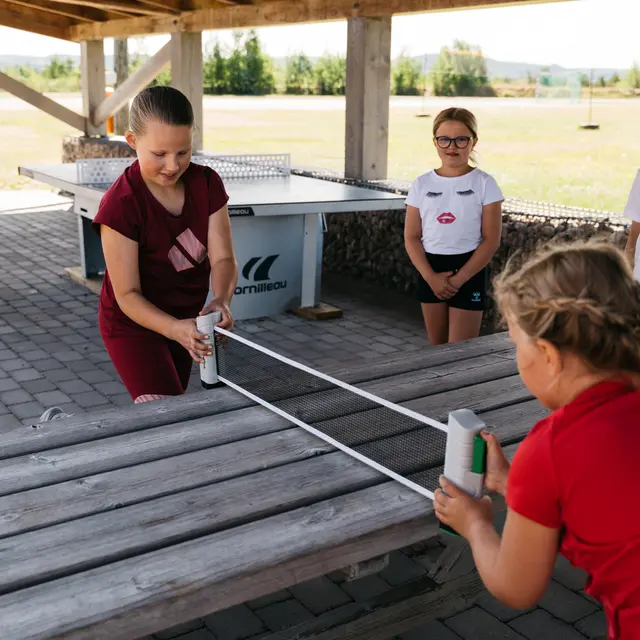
435, 242, 640, 639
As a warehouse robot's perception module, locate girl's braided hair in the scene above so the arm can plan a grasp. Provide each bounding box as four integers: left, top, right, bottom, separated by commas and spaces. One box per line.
494, 241, 640, 373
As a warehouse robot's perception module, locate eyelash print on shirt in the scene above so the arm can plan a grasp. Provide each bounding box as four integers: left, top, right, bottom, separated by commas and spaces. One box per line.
426, 191, 442, 198
457, 189, 475, 196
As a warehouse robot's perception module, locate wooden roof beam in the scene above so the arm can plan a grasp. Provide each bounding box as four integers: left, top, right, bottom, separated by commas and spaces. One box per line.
0, 1, 72, 39
136, 0, 182, 11
93, 41, 171, 125
45, 0, 175, 17
67, 0, 575, 41
0, 70, 85, 131
2, 0, 116, 22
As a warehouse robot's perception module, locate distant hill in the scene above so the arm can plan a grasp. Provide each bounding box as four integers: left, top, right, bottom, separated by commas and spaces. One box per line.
0, 52, 629, 81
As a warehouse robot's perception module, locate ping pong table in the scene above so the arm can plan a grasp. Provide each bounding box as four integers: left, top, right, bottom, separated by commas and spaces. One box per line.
0, 332, 546, 640
18, 154, 406, 321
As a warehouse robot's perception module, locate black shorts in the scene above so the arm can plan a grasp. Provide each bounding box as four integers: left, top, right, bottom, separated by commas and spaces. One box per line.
417, 251, 487, 311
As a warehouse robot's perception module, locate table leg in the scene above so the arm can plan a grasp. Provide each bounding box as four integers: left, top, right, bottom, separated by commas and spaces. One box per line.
78, 215, 105, 279
301, 213, 321, 309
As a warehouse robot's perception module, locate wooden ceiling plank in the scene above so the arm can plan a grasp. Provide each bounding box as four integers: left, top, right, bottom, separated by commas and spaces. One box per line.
67, 0, 574, 41
0, 2, 72, 39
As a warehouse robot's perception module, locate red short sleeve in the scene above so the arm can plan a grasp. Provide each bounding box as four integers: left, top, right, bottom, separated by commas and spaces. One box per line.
506, 416, 562, 529
92, 190, 141, 243
206, 168, 229, 215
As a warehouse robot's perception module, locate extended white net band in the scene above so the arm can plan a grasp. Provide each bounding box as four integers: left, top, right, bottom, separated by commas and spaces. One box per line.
214, 326, 449, 500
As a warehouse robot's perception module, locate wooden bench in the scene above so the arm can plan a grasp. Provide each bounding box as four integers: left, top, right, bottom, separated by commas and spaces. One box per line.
0, 332, 546, 639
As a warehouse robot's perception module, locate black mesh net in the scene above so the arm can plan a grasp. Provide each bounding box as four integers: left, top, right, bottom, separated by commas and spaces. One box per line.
215, 332, 446, 495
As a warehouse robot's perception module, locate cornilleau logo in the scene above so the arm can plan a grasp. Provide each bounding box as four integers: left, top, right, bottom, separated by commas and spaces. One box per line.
235, 255, 288, 295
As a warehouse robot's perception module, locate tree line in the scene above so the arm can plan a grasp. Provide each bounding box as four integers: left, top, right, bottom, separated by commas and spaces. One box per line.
3, 31, 639, 97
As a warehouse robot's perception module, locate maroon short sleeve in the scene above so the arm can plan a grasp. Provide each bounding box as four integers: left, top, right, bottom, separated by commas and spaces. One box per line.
207, 168, 229, 215
506, 416, 562, 529
92, 190, 141, 243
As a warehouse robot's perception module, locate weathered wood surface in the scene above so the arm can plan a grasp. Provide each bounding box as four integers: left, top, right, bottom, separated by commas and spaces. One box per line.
0, 333, 543, 640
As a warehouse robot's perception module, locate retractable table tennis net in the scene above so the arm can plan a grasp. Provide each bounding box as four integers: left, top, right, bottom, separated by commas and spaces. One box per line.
210, 326, 452, 500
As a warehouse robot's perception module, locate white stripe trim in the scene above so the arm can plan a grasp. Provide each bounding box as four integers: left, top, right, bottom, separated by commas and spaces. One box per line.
218, 374, 435, 501
214, 326, 448, 434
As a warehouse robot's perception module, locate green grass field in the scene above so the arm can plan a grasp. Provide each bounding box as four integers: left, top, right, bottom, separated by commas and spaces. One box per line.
2, 95, 639, 212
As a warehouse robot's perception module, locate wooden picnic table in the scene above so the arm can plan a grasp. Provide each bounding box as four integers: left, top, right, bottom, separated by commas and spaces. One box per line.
0, 332, 547, 640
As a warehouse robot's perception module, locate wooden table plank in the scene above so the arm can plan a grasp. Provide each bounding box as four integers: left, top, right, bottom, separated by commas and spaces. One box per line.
0, 371, 529, 499
0, 399, 547, 604
0, 343, 512, 461
324, 332, 512, 382
0, 482, 450, 640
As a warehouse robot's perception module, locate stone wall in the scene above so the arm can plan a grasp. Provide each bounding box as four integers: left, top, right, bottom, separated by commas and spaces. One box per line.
62, 135, 135, 163
322, 210, 630, 333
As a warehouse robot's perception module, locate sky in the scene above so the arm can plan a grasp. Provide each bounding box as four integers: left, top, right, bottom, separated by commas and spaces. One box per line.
0, 0, 638, 69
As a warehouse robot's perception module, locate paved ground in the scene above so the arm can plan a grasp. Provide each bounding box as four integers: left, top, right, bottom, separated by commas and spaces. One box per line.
0, 206, 607, 640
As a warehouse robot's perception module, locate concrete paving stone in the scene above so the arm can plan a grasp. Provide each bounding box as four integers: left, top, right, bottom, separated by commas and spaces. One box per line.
0, 413, 21, 428
341, 575, 391, 602
53, 350, 84, 363
49, 327, 75, 337
22, 378, 57, 394
477, 592, 533, 623
537, 581, 598, 624
289, 576, 352, 615
39, 319, 63, 328
553, 556, 588, 592
36, 358, 67, 373
400, 619, 464, 640
21, 349, 50, 362
369, 342, 398, 354
57, 402, 85, 416
58, 379, 94, 395
0, 349, 19, 361
69, 320, 93, 329
246, 589, 292, 611
67, 359, 101, 373
379, 551, 428, 586
70, 391, 110, 408
94, 381, 127, 396
574, 611, 608, 638
0, 326, 18, 336
253, 599, 314, 632
578, 591, 602, 607
11, 401, 44, 419
11, 368, 45, 383
44, 368, 78, 383
204, 604, 266, 640
78, 369, 115, 384
445, 606, 527, 640
105, 392, 132, 407
344, 333, 373, 346
0, 389, 33, 405
377, 335, 406, 346
0, 377, 20, 393
85, 350, 112, 363
34, 390, 73, 406
153, 619, 205, 639
0, 358, 30, 372
509, 610, 588, 640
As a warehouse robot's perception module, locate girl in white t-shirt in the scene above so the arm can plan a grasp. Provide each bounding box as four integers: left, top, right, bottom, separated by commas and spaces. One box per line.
623, 169, 640, 281
404, 108, 504, 345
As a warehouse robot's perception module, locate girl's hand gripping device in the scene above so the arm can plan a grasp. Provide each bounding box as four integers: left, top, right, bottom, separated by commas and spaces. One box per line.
440, 408, 487, 536
196, 312, 222, 389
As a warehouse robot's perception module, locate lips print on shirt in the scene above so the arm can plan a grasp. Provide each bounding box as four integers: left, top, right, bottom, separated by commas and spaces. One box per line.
437, 212, 456, 224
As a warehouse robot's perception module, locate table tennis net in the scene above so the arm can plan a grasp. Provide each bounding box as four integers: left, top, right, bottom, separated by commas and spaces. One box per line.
76, 153, 291, 185
213, 328, 448, 499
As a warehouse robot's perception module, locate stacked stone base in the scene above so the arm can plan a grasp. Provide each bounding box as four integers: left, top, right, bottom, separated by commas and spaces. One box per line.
322, 211, 630, 334
62, 135, 135, 164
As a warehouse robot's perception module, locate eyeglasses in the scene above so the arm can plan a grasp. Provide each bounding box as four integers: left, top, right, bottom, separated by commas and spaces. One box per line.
435, 136, 472, 149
